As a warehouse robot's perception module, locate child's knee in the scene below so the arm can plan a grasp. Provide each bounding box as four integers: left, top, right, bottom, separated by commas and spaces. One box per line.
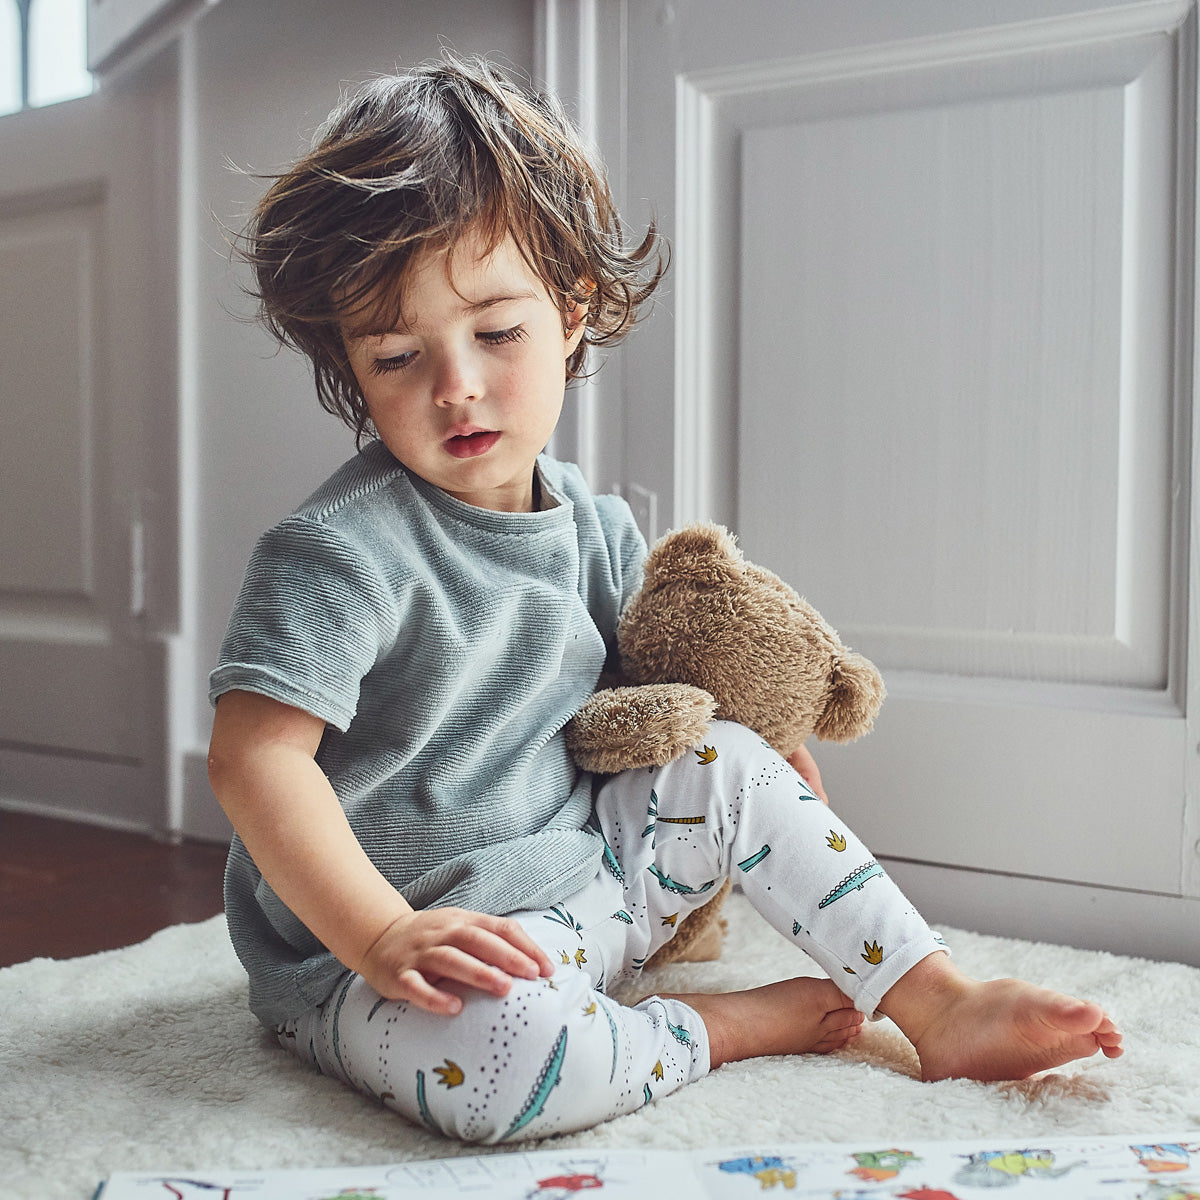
401, 970, 618, 1143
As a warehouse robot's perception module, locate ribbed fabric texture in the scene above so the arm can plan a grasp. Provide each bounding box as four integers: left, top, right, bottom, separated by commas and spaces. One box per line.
209, 442, 646, 1025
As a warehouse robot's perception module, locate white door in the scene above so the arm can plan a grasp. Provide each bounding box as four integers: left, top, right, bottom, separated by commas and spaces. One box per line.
546, 0, 1200, 957
0, 57, 176, 825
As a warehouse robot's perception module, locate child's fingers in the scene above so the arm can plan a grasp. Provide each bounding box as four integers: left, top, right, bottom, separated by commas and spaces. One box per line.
442, 911, 554, 976
478, 915, 555, 976
391, 966, 467, 1015
383, 954, 510, 1014
448, 925, 550, 983
360, 908, 555, 1003
416, 944, 517, 998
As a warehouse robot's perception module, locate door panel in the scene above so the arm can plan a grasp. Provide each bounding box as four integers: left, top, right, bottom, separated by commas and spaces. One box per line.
0, 201, 100, 602
0, 61, 174, 800
737, 32, 1176, 694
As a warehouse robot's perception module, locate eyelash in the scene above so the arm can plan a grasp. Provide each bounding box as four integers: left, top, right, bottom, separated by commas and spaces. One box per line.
368, 325, 527, 376
369, 352, 416, 377
479, 324, 527, 348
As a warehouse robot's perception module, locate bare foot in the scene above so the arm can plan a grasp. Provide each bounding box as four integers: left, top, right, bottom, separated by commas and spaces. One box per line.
661, 976, 864, 1069
879, 953, 1124, 1083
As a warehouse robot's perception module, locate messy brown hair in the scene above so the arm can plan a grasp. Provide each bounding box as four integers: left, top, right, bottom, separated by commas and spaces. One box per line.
241, 52, 666, 442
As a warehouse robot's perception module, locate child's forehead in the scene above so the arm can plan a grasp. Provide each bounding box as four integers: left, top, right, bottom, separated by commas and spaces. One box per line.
341, 233, 556, 337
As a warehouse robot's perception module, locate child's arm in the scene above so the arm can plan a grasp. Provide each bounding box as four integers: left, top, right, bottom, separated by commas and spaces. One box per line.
208, 690, 554, 1014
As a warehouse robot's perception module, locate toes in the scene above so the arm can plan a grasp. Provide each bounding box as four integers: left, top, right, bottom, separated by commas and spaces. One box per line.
824, 1006, 864, 1028
1048, 995, 1106, 1033
815, 1024, 860, 1053
816, 1007, 864, 1053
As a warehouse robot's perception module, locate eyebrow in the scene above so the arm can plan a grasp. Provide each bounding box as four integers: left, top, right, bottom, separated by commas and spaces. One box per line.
344, 292, 539, 341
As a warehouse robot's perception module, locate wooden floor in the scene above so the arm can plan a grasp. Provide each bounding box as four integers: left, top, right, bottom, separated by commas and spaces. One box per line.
0, 810, 228, 968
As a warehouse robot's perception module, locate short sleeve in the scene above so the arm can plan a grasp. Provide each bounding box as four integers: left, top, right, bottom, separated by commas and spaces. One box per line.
208, 517, 402, 731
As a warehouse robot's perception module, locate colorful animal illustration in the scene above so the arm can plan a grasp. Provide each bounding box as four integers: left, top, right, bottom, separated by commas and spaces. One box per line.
500, 1025, 569, 1141
1134, 1144, 1195, 1173
737, 845, 772, 872
849, 1148, 919, 1182
648, 864, 716, 895
1139, 1184, 1200, 1200
157, 1183, 235, 1200
954, 1149, 1077, 1188
818, 860, 885, 909
716, 1154, 798, 1190
527, 1172, 604, 1197
666, 1018, 692, 1046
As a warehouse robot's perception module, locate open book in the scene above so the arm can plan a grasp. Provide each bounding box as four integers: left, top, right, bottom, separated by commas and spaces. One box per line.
95, 1132, 1199, 1199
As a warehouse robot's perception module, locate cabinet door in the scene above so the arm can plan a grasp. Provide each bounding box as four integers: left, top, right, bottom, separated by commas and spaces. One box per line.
0, 63, 174, 824
550, 0, 1200, 917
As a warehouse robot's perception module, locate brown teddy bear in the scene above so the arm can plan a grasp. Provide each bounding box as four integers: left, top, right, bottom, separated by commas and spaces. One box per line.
565, 521, 885, 965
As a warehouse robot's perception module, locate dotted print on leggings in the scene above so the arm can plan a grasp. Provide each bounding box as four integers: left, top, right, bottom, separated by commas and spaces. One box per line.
455, 986, 535, 1141
375, 999, 410, 1111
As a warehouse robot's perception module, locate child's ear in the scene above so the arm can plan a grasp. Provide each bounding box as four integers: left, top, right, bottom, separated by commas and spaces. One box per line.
564, 298, 589, 353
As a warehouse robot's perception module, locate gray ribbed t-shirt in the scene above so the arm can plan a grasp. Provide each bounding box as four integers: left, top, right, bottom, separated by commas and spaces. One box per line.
209, 442, 646, 1025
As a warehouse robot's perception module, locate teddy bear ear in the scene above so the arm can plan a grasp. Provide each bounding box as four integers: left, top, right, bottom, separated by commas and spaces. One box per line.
643, 521, 744, 588
813, 651, 886, 743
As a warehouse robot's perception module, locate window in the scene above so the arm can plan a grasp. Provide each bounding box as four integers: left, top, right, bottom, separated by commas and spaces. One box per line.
0, 0, 93, 117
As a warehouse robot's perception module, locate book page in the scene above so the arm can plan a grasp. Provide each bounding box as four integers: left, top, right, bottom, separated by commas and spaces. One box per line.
97, 1132, 1199, 1199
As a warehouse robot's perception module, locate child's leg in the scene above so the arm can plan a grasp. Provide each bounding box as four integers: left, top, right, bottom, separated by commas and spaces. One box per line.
276, 953, 704, 1143
596, 720, 1121, 1080
276, 860, 848, 1144
594, 720, 944, 1017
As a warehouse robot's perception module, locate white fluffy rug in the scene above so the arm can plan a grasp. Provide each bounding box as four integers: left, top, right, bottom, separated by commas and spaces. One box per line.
6, 893, 1200, 1200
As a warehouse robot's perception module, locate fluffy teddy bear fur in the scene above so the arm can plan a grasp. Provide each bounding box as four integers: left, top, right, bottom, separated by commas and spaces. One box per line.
566, 521, 885, 964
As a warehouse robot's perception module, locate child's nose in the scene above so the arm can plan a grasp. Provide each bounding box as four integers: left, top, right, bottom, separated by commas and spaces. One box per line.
431, 349, 483, 406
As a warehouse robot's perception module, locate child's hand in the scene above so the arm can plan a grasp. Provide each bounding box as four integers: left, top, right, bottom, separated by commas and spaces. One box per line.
356, 907, 556, 1016
787, 743, 828, 804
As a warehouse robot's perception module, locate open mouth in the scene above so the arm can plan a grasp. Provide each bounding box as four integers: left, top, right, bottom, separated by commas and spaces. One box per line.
445, 430, 501, 459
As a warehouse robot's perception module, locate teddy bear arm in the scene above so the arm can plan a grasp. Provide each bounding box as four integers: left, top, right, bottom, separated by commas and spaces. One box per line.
565, 684, 719, 774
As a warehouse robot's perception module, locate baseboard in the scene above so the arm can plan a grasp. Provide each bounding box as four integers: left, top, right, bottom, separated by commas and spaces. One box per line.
0, 793, 164, 836
0, 743, 169, 832
881, 855, 1200, 967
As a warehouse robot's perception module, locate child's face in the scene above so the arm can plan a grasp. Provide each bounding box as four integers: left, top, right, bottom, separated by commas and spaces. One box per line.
341, 228, 586, 512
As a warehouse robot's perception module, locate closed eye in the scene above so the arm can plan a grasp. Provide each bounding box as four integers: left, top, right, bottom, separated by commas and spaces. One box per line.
367, 326, 525, 375
478, 325, 527, 347
368, 350, 417, 376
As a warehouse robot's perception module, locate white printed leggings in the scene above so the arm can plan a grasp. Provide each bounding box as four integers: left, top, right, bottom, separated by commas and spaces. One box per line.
276, 721, 945, 1143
